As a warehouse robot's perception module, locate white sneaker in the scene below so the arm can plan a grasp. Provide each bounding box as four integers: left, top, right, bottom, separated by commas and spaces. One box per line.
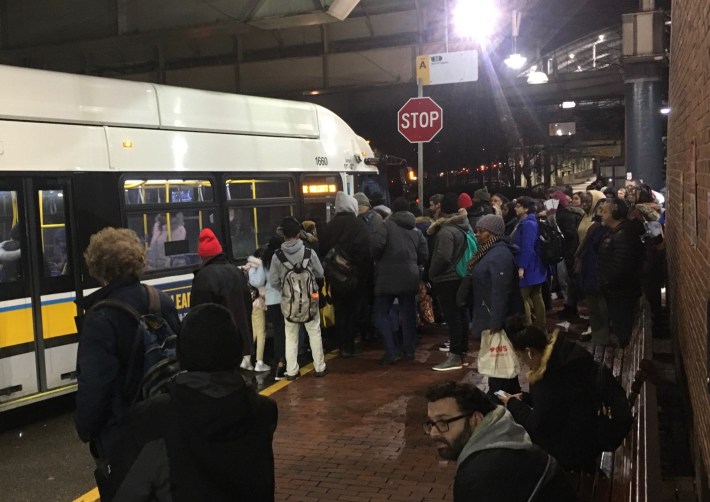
240, 357, 254, 371
254, 360, 271, 372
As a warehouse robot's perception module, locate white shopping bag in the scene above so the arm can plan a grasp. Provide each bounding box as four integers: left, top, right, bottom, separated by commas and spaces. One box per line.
477, 329, 521, 378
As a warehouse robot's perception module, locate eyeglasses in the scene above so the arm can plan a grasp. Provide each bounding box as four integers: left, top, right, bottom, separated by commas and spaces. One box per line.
422, 413, 472, 434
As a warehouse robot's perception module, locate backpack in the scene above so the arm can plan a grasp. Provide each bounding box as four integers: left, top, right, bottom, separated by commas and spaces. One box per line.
453, 227, 479, 277
537, 218, 565, 266
594, 362, 633, 452
276, 248, 320, 323
323, 245, 358, 293
92, 285, 180, 402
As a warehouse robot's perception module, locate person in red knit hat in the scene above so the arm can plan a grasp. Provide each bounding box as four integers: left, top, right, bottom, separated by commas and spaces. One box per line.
457, 193, 473, 210
191, 228, 255, 370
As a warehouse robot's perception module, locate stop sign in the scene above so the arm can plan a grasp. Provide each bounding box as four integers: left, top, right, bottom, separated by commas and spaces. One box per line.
397, 97, 443, 143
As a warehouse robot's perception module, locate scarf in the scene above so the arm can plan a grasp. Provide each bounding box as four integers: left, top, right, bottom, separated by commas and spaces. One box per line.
467, 236, 499, 271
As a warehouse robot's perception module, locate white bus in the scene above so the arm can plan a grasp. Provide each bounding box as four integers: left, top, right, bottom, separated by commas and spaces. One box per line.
0, 64, 383, 411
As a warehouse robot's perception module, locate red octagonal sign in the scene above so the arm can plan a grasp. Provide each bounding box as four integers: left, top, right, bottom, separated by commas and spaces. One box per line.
397, 97, 443, 143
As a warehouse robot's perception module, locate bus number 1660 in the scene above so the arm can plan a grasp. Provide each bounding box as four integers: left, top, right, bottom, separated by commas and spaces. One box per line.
315, 156, 328, 166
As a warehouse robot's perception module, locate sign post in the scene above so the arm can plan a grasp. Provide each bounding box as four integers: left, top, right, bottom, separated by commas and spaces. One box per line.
397, 94, 444, 209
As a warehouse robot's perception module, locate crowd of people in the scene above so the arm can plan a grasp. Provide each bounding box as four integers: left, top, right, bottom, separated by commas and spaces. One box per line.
73, 178, 664, 501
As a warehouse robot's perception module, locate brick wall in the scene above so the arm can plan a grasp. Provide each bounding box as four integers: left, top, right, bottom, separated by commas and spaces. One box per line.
667, 0, 710, 485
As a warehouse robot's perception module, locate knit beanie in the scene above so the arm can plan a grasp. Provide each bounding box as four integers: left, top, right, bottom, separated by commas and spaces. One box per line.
198, 228, 223, 258
473, 187, 491, 202
353, 192, 371, 208
441, 192, 459, 215
178, 303, 242, 371
475, 214, 505, 237
458, 193, 473, 209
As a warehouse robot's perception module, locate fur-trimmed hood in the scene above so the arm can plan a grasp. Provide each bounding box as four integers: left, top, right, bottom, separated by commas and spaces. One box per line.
427, 208, 469, 235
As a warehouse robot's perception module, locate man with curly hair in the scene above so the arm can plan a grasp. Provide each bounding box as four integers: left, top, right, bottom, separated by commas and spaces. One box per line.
75, 227, 179, 474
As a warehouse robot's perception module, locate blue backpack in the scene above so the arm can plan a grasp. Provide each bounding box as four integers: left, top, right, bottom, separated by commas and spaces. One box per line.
92, 285, 180, 402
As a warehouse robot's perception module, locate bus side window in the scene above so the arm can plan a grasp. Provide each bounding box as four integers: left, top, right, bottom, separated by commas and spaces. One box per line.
38, 190, 69, 278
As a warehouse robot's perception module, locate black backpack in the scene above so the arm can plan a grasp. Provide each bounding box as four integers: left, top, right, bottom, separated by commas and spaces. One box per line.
323, 245, 358, 293
92, 285, 180, 402
594, 362, 633, 452
537, 217, 565, 266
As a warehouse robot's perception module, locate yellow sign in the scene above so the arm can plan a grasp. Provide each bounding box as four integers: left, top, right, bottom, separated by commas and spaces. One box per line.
302, 184, 337, 195
416, 55, 430, 85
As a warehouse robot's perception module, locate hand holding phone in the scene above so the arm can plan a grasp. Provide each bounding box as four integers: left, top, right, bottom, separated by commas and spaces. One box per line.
494, 390, 509, 398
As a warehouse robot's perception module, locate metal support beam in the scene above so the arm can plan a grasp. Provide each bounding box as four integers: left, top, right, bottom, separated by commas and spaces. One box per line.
116, 0, 129, 36
321, 24, 329, 90
232, 35, 242, 94
155, 44, 166, 84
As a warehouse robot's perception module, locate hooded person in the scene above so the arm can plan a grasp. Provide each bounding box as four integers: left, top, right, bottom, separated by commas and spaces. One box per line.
464, 188, 495, 229
354, 192, 384, 232
428, 193, 472, 371
370, 197, 428, 364
577, 190, 606, 245
110, 303, 278, 502
319, 192, 372, 357
425, 381, 575, 501
191, 228, 255, 370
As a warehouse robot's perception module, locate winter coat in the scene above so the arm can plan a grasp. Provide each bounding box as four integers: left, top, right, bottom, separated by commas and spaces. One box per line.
470, 239, 522, 337
513, 214, 547, 287
506, 331, 602, 470
576, 222, 608, 294
554, 207, 581, 265
454, 406, 576, 501
577, 190, 606, 244
370, 211, 428, 296
597, 220, 643, 297
358, 208, 384, 233
268, 238, 324, 292
75, 279, 180, 459
427, 209, 471, 284
191, 254, 253, 354
319, 212, 372, 282
111, 372, 278, 502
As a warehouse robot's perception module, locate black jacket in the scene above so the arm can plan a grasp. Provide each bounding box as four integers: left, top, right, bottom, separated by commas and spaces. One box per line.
191, 254, 253, 354
370, 211, 428, 296
319, 212, 372, 281
554, 207, 581, 265
506, 332, 601, 469
75, 280, 179, 458
111, 372, 278, 502
597, 220, 643, 296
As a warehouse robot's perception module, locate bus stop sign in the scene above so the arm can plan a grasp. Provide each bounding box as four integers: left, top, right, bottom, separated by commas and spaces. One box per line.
397, 97, 443, 143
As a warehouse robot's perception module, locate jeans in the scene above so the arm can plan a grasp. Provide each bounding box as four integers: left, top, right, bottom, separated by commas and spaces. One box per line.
435, 279, 470, 356
374, 293, 417, 360
284, 315, 326, 376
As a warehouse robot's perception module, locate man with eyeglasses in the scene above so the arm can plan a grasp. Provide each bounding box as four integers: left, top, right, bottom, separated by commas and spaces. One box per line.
424, 381, 576, 501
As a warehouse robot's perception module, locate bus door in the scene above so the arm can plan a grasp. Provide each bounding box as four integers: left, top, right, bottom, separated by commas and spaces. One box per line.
301, 174, 341, 224
0, 177, 77, 407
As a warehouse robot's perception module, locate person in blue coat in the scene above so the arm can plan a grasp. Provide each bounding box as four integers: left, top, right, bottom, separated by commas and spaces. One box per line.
511, 197, 547, 330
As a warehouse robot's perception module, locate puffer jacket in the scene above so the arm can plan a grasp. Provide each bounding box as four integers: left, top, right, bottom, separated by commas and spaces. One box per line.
597, 219, 643, 296
370, 211, 428, 296
75, 279, 179, 459
506, 331, 602, 470
427, 209, 471, 284
469, 239, 522, 337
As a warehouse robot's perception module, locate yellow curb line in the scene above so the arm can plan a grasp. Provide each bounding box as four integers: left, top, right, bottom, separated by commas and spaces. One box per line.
73, 350, 340, 501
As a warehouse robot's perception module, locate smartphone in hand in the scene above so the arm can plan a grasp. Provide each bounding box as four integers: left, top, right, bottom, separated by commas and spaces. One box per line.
494, 390, 509, 398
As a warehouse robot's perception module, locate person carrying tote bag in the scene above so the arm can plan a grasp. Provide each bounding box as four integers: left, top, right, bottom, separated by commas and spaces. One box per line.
477, 328, 520, 379
466, 215, 524, 398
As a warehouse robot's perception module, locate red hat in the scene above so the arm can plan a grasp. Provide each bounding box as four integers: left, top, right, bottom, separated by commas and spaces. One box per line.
458, 193, 473, 209
198, 228, 223, 258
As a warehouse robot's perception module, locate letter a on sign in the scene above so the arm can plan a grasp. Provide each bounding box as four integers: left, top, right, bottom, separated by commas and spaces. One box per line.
416, 55, 430, 85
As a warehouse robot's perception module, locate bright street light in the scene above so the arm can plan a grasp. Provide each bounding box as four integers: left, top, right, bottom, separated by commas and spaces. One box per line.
562, 101, 576, 109
504, 53, 527, 69
660, 107, 670, 115
452, 0, 499, 44
527, 68, 548, 84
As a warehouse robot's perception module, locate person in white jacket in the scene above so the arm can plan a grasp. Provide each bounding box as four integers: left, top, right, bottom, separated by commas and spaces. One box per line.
243, 250, 270, 372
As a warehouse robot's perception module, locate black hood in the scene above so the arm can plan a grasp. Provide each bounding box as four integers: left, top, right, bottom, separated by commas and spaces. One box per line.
389, 210, 415, 229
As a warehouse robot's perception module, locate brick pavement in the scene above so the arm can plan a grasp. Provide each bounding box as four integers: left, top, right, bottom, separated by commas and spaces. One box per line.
265, 304, 588, 502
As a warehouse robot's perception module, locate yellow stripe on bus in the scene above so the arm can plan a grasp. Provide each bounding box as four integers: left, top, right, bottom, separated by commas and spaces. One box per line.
0, 306, 33, 348
41, 301, 77, 339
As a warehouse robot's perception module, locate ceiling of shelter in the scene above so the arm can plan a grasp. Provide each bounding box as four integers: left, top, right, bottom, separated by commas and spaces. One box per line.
0, 0, 670, 166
